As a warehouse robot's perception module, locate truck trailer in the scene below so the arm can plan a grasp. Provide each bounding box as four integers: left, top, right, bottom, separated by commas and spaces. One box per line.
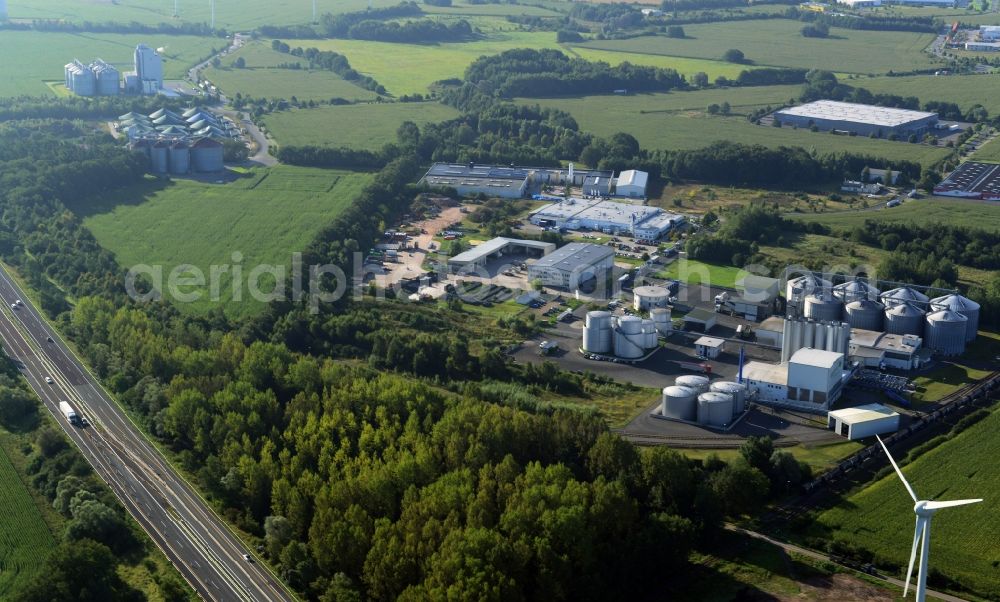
59, 401, 82, 426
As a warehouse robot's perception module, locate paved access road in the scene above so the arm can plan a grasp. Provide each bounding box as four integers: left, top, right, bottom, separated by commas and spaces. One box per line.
0, 267, 293, 602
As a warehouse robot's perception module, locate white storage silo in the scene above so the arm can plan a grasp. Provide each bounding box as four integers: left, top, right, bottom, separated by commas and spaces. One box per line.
675, 374, 709, 395
786, 275, 831, 317
641, 319, 658, 349
925, 310, 967, 356
844, 299, 884, 331
833, 279, 880, 304
885, 302, 924, 337
881, 286, 929, 309
150, 140, 169, 173
803, 293, 843, 322
650, 308, 671, 336
661, 386, 697, 421
710, 381, 747, 414
697, 392, 734, 427
814, 322, 827, 350
930, 294, 980, 342
168, 141, 190, 175
583, 311, 613, 354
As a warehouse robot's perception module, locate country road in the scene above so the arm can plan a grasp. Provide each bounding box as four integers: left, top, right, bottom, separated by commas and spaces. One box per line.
0, 266, 293, 602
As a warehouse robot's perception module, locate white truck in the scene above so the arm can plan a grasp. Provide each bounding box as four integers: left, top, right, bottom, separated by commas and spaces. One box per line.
59, 401, 82, 426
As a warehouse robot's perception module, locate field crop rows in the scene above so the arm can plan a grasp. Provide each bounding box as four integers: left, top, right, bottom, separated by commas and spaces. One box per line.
72, 166, 372, 318
815, 405, 1000, 600
264, 102, 460, 149
0, 444, 55, 598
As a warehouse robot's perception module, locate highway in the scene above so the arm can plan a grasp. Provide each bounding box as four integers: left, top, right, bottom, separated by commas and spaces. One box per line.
0, 266, 293, 602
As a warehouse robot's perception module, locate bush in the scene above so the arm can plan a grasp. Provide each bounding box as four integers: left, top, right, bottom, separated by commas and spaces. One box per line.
722, 48, 746, 63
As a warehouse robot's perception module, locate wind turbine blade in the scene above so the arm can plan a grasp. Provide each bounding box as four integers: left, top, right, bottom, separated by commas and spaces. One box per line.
877, 435, 918, 502
904, 516, 923, 598
924, 499, 983, 510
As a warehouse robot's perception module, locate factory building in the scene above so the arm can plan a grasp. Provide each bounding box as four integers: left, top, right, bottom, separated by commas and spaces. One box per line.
134, 44, 164, 93
529, 198, 684, 241
583, 174, 613, 197
736, 275, 780, 304
632, 285, 672, 310
849, 329, 923, 370
774, 100, 938, 138
933, 161, 1000, 200
742, 347, 846, 412
614, 170, 648, 198
827, 404, 900, 440
694, 336, 725, 359
981, 25, 1000, 41
419, 163, 615, 199
528, 243, 614, 290
447, 237, 555, 274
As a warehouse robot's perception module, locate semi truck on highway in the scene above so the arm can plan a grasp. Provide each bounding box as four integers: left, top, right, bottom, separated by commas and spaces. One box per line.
59, 401, 82, 426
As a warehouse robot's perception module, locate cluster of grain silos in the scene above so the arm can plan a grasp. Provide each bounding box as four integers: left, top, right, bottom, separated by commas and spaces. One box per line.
583, 311, 660, 359
130, 136, 222, 175
119, 108, 234, 175
833, 278, 880, 304
780, 317, 850, 362
786, 274, 832, 318
930, 294, 979, 342
90, 60, 120, 96
661, 376, 747, 428
64, 60, 96, 96
803, 292, 843, 322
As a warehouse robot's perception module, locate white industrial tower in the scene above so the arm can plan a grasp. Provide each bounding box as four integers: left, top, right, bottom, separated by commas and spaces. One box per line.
173, 0, 179, 18
0, 0, 8, 21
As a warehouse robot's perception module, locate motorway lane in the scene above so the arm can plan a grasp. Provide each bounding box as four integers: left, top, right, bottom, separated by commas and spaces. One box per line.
0, 269, 293, 602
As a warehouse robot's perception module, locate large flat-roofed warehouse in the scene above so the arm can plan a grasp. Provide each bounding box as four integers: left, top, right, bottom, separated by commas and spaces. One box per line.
530, 198, 684, 241
420, 163, 615, 199
933, 161, 1000, 200
448, 237, 556, 274
527, 243, 614, 290
774, 100, 938, 138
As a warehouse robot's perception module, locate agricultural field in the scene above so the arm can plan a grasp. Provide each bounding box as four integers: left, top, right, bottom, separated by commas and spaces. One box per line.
971, 136, 1000, 162
784, 197, 1000, 231
567, 47, 755, 81
204, 64, 377, 102
219, 42, 307, 69
814, 404, 1000, 600
0, 442, 56, 598
856, 73, 1000, 115
0, 30, 222, 98
69, 166, 372, 318
578, 20, 940, 75
264, 102, 460, 149
521, 91, 952, 167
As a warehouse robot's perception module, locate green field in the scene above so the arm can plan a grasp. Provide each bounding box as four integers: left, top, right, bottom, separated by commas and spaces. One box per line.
856, 73, 1000, 115
205, 65, 377, 102
71, 166, 372, 318
815, 405, 1000, 600
659, 258, 745, 289
971, 136, 1000, 162
520, 91, 952, 166
0, 442, 56, 597
568, 47, 755, 81
0, 30, 221, 98
578, 19, 940, 75
220, 42, 307, 69
264, 102, 460, 149
786, 198, 1000, 231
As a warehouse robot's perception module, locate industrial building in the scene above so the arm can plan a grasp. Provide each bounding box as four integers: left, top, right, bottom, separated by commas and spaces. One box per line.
827, 404, 900, 440
420, 163, 650, 200
774, 100, 938, 138
742, 347, 846, 412
614, 170, 649, 198
447, 237, 554, 274
119, 107, 236, 175
632, 285, 672, 310
694, 336, 725, 359
933, 161, 1000, 200
529, 198, 684, 241
66, 44, 164, 96
528, 243, 614, 290
132, 44, 164, 94
849, 329, 923, 370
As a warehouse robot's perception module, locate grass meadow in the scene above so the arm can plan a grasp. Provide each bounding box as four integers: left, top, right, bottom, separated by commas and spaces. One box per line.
72, 166, 372, 318
578, 20, 940, 75
0, 440, 56, 598
566, 47, 755, 81
785, 198, 1000, 231
0, 30, 221, 98
855, 73, 1000, 115
264, 102, 460, 149
205, 65, 377, 102
814, 404, 1000, 600
520, 91, 952, 167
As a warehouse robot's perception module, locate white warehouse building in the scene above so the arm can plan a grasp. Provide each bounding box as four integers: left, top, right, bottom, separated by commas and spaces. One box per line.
447, 237, 555, 274
615, 169, 648, 198
827, 404, 900, 440
527, 243, 614, 290
742, 347, 846, 412
530, 198, 684, 242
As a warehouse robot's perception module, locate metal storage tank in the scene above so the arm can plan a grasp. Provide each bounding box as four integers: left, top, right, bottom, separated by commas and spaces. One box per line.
641, 319, 657, 349
710, 381, 747, 414
803, 293, 843, 322
149, 140, 169, 174
168, 141, 190, 175
583, 311, 613, 354
844, 299, 885, 331
633, 285, 670, 310
833, 279, 880, 304
661, 386, 697, 421
925, 309, 968, 356
618, 315, 643, 335
650, 308, 671, 336
885, 302, 924, 337
697, 392, 734, 427
614, 331, 644, 359
930, 294, 980, 342
814, 322, 827, 350
190, 137, 224, 172
786, 275, 832, 312
881, 286, 929, 309
675, 374, 709, 395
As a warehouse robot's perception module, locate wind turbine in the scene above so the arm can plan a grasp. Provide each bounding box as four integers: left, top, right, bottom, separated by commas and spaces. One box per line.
210, 0, 215, 29
312, 0, 317, 23
877, 435, 982, 602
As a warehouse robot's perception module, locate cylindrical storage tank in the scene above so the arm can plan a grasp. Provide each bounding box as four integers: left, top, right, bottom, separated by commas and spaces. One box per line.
786, 275, 832, 316
191, 138, 224, 172
839, 324, 850, 356
149, 141, 169, 173
633, 285, 670, 310
801, 320, 815, 349
618, 315, 642, 335
641, 319, 657, 349
925, 310, 967, 356
885, 302, 924, 337
698, 392, 734, 427
930, 294, 980, 342
586, 311, 612, 328
582, 326, 609, 354
675, 374, 709, 395
844, 299, 885, 331
661, 386, 697, 421
825, 323, 837, 353
833, 279, 880, 304
710, 381, 747, 415
168, 142, 190, 175
803, 293, 843, 322
814, 322, 827, 350
614, 331, 644, 359
881, 286, 929, 309
650, 308, 671, 335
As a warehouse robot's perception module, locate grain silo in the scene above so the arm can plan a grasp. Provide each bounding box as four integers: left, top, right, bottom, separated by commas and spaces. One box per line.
710, 381, 747, 414
168, 140, 190, 175
582, 311, 613, 354
884, 302, 924, 337
844, 299, 884, 331
786, 274, 832, 317
697, 392, 734, 428
182, 106, 206, 119
675, 374, 710, 395
880, 286, 929, 309
650, 308, 671, 336
190, 137, 224, 172
89, 59, 120, 96
833, 279, 880, 304
661, 386, 697, 421
803, 293, 843, 322
930, 294, 980, 342
925, 309, 968, 356
150, 140, 170, 174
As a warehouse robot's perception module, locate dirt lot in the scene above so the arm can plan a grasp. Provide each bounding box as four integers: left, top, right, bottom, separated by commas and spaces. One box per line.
378, 206, 466, 286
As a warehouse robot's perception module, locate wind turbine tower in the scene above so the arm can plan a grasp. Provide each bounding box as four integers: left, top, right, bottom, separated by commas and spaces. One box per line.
877, 436, 983, 602
210, 0, 215, 29
173, 0, 179, 18
312, 0, 317, 23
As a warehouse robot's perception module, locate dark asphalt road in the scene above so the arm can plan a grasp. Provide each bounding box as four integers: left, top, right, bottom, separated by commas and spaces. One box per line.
0, 267, 293, 602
